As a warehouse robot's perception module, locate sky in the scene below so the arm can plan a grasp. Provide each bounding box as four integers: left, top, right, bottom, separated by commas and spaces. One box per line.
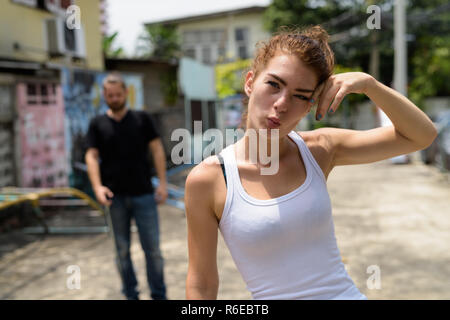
107, 0, 271, 56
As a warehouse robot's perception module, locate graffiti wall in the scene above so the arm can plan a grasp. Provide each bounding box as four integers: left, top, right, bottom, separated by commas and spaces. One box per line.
12, 69, 144, 190
61, 68, 144, 190
16, 82, 68, 188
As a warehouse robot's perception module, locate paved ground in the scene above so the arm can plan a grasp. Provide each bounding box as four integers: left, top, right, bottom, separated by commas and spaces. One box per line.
0, 151, 449, 300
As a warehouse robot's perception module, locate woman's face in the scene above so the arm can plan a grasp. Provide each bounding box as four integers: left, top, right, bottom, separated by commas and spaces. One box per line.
244, 53, 318, 137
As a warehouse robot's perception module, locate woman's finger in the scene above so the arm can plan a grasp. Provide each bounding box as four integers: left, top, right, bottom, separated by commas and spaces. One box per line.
328, 87, 347, 114
312, 80, 326, 103
316, 83, 339, 120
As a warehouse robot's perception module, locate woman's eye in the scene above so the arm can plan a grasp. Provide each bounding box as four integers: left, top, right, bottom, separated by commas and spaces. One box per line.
267, 81, 279, 89
295, 95, 308, 101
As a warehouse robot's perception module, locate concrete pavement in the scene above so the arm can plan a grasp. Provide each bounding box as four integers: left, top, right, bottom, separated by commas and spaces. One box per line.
0, 151, 449, 299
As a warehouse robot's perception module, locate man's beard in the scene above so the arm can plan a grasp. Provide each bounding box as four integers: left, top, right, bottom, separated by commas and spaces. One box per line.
108, 101, 126, 112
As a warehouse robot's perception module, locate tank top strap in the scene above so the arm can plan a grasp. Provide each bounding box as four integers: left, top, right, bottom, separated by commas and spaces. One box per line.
218, 143, 237, 188
287, 131, 327, 184
218, 145, 236, 225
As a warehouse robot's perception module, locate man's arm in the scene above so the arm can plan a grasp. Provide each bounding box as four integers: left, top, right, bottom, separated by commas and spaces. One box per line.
149, 138, 168, 204
85, 148, 113, 205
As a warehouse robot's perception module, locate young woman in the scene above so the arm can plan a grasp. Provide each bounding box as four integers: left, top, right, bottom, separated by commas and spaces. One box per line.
184, 26, 437, 300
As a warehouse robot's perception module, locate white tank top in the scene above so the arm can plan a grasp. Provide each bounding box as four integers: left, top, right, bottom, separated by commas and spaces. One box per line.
218, 130, 367, 300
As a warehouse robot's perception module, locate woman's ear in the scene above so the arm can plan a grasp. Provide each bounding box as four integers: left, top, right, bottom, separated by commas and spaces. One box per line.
244, 71, 254, 97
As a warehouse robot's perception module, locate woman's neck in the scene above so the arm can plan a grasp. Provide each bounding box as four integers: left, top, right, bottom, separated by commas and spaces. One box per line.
237, 129, 291, 167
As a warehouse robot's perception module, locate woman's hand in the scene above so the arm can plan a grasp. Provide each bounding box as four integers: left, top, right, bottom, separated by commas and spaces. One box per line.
313, 72, 375, 121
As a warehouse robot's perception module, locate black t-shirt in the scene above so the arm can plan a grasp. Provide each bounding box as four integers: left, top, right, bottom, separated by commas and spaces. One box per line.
85, 110, 160, 196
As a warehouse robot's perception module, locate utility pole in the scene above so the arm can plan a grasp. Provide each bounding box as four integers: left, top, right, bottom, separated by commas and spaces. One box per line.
378, 0, 410, 163
393, 0, 407, 96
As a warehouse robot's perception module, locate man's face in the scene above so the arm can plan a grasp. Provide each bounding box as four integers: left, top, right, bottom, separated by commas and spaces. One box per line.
103, 82, 127, 111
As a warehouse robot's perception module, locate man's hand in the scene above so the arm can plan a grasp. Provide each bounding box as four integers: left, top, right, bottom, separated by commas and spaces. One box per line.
94, 185, 114, 206
155, 184, 168, 204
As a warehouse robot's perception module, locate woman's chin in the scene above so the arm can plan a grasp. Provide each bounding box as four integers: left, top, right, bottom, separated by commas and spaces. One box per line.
254, 123, 283, 139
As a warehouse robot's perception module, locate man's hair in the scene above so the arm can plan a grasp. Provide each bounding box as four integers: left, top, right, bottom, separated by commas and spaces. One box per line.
103, 72, 127, 91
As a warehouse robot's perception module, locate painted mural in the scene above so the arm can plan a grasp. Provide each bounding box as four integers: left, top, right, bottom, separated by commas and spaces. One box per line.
16, 82, 68, 188
61, 68, 144, 191
13, 69, 143, 191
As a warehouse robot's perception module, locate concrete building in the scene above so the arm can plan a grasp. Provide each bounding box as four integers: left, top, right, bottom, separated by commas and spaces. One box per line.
144, 5, 271, 139
144, 5, 271, 66
0, 0, 105, 189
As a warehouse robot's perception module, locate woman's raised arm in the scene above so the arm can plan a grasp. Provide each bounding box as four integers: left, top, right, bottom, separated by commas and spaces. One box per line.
312, 72, 437, 166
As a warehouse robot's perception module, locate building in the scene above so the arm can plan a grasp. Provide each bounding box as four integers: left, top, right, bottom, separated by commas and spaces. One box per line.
1, 0, 104, 71
144, 5, 271, 138
144, 5, 271, 66
0, 0, 105, 189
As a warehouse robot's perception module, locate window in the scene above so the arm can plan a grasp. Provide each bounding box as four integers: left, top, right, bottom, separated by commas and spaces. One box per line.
184, 47, 196, 59
237, 45, 248, 60
202, 46, 212, 65
201, 30, 212, 42
218, 45, 226, 60
215, 30, 226, 43
235, 28, 246, 42
25, 83, 57, 106
64, 22, 76, 52
41, 84, 49, 105
27, 84, 37, 105
183, 31, 201, 44
182, 29, 226, 64
235, 27, 249, 59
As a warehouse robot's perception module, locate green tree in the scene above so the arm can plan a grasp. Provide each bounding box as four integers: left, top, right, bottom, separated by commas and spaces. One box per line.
410, 35, 450, 108
137, 24, 180, 60
263, 0, 348, 32
263, 0, 450, 109
215, 59, 252, 99
135, 24, 181, 106
102, 31, 124, 58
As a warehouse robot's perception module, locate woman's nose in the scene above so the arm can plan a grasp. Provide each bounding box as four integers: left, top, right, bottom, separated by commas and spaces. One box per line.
274, 93, 289, 112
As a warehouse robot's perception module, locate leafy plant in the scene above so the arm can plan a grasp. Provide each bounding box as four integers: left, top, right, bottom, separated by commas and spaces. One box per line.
102, 31, 124, 58
215, 59, 252, 99
137, 24, 180, 60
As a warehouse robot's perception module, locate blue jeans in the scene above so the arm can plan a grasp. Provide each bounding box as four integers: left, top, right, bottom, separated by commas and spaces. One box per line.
108, 193, 167, 300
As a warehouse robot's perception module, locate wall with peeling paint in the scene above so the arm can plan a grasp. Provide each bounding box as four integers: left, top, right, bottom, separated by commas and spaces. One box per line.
16, 82, 68, 188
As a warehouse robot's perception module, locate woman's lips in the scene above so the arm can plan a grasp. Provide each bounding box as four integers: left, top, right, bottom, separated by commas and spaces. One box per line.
267, 117, 280, 128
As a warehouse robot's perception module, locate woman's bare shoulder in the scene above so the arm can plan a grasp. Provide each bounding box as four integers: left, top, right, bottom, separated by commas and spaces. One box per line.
185, 156, 223, 196
185, 156, 225, 222
297, 129, 336, 178
297, 128, 334, 151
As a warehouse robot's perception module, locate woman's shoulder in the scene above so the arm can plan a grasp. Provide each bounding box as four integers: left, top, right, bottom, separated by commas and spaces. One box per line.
297, 128, 334, 150
185, 155, 223, 193
185, 155, 227, 221
297, 128, 336, 179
